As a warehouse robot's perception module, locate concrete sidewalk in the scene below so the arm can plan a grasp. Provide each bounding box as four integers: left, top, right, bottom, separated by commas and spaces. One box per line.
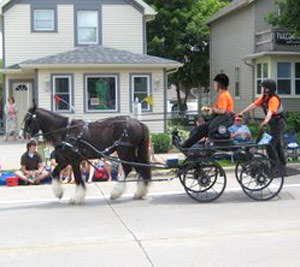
0, 138, 26, 170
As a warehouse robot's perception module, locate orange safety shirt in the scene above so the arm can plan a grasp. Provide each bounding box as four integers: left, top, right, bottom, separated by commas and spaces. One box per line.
254, 95, 283, 115
215, 90, 234, 113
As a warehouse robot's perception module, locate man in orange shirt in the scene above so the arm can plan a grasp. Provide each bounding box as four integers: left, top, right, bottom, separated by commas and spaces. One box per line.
239, 79, 286, 170
180, 73, 234, 148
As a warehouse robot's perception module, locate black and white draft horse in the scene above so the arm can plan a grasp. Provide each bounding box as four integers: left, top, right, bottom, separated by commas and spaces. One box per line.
23, 105, 151, 204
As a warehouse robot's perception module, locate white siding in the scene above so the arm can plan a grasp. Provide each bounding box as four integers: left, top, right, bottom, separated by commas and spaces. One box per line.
38, 68, 165, 133
5, 4, 74, 67
102, 5, 143, 54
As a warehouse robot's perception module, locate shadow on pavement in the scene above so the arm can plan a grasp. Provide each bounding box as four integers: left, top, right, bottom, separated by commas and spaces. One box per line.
0, 189, 294, 212
286, 167, 300, 177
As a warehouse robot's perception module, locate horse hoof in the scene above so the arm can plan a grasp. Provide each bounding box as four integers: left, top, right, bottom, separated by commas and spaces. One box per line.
133, 194, 145, 200
134, 182, 148, 200
69, 185, 86, 205
68, 197, 85, 205
110, 183, 126, 200
110, 195, 118, 201
52, 179, 64, 199
69, 198, 76, 205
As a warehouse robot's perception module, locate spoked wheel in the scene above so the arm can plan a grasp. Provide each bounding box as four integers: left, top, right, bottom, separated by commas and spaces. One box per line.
239, 157, 284, 201
235, 152, 267, 184
179, 161, 227, 202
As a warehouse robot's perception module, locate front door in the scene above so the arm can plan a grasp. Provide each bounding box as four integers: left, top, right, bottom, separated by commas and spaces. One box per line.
11, 81, 33, 132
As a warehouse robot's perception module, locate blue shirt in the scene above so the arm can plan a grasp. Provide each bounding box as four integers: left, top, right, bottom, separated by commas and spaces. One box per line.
228, 124, 251, 143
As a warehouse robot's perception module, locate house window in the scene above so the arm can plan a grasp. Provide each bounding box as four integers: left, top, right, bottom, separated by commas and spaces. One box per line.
256, 63, 268, 94
52, 76, 72, 112
33, 9, 55, 31
295, 63, 300, 95
77, 11, 98, 44
85, 75, 117, 112
131, 75, 151, 111
235, 67, 240, 98
277, 62, 291, 95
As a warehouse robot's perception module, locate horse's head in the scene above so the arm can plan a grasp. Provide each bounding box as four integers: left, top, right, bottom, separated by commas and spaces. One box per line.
23, 104, 40, 138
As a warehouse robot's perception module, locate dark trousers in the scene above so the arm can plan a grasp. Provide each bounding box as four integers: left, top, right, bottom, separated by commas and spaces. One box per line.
182, 114, 233, 148
266, 117, 286, 167
182, 123, 209, 148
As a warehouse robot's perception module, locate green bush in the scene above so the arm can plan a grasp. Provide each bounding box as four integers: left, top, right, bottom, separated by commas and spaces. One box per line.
248, 123, 259, 138
167, 120, 190, 140
285, 112, 300, 133
297, 132, 300, 143
151, 133, 172, 153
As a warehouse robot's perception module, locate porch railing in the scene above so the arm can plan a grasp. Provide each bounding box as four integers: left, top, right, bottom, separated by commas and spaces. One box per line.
255, 29, 300, 53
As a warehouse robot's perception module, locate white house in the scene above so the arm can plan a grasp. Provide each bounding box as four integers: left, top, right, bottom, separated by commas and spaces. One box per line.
0, 0, 182, 133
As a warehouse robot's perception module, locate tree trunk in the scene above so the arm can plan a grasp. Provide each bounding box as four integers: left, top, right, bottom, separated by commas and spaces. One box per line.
175, 82, 183, 114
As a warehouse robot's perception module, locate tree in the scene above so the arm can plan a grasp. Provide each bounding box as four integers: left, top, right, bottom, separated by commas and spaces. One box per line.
268, 0, 300, 35
145, 0, 228, 112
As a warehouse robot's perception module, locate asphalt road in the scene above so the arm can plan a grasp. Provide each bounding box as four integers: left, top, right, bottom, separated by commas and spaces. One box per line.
0, 173, 300, 267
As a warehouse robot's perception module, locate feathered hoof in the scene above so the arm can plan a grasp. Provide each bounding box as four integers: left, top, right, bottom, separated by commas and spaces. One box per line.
133, 181, 149, 200
69, 185, 86, 205
110, 182, 126, 200
52, 179, 64, 199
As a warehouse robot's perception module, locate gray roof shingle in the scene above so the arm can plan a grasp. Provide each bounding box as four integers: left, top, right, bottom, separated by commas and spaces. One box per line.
21, 46, 181, 66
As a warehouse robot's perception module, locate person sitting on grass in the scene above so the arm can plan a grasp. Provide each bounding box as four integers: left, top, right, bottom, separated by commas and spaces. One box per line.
15, 140, 50, 184
50, 150, 73, 184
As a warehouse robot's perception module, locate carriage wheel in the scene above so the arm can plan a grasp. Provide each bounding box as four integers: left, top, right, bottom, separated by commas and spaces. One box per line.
179, 161, 227, 202
239, 157, 284, 201
235, 152, 267, 184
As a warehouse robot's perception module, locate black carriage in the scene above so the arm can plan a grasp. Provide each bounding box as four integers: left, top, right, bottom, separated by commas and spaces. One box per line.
170, 138, 284, 203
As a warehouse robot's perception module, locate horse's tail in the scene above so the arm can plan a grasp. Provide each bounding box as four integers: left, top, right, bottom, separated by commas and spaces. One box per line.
136, 122, 152, 183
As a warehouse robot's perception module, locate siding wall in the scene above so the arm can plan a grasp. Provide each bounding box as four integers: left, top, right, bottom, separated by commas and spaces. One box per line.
210, 4, 255, 112
37, 68, 165, 133
102, 5, 143, 54
4, 3, 144, 67
5, 5, 74, 67
254, 0, 277, 33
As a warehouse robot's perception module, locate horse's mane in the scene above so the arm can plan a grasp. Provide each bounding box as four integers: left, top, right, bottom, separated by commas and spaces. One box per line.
37, 108, 68, 122
36, 108, 69, 145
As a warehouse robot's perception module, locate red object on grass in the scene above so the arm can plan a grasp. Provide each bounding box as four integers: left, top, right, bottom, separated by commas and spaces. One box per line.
6, 176, 19, 186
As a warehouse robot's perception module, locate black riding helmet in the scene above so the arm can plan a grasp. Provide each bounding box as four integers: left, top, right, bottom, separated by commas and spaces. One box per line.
261, 79, 277, 94
214, 73, 229, 87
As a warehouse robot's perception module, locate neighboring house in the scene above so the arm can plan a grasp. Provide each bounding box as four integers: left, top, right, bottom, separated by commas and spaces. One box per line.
208, 0, 300, 117
0, 0, 182, 133
167, 85, 197, 112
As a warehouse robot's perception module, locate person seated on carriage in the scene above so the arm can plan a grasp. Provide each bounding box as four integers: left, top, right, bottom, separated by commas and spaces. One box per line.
15, 140, 50, 184
185, 115, 208, 148
228, 115, 251, 144
174, 73, 234, 148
